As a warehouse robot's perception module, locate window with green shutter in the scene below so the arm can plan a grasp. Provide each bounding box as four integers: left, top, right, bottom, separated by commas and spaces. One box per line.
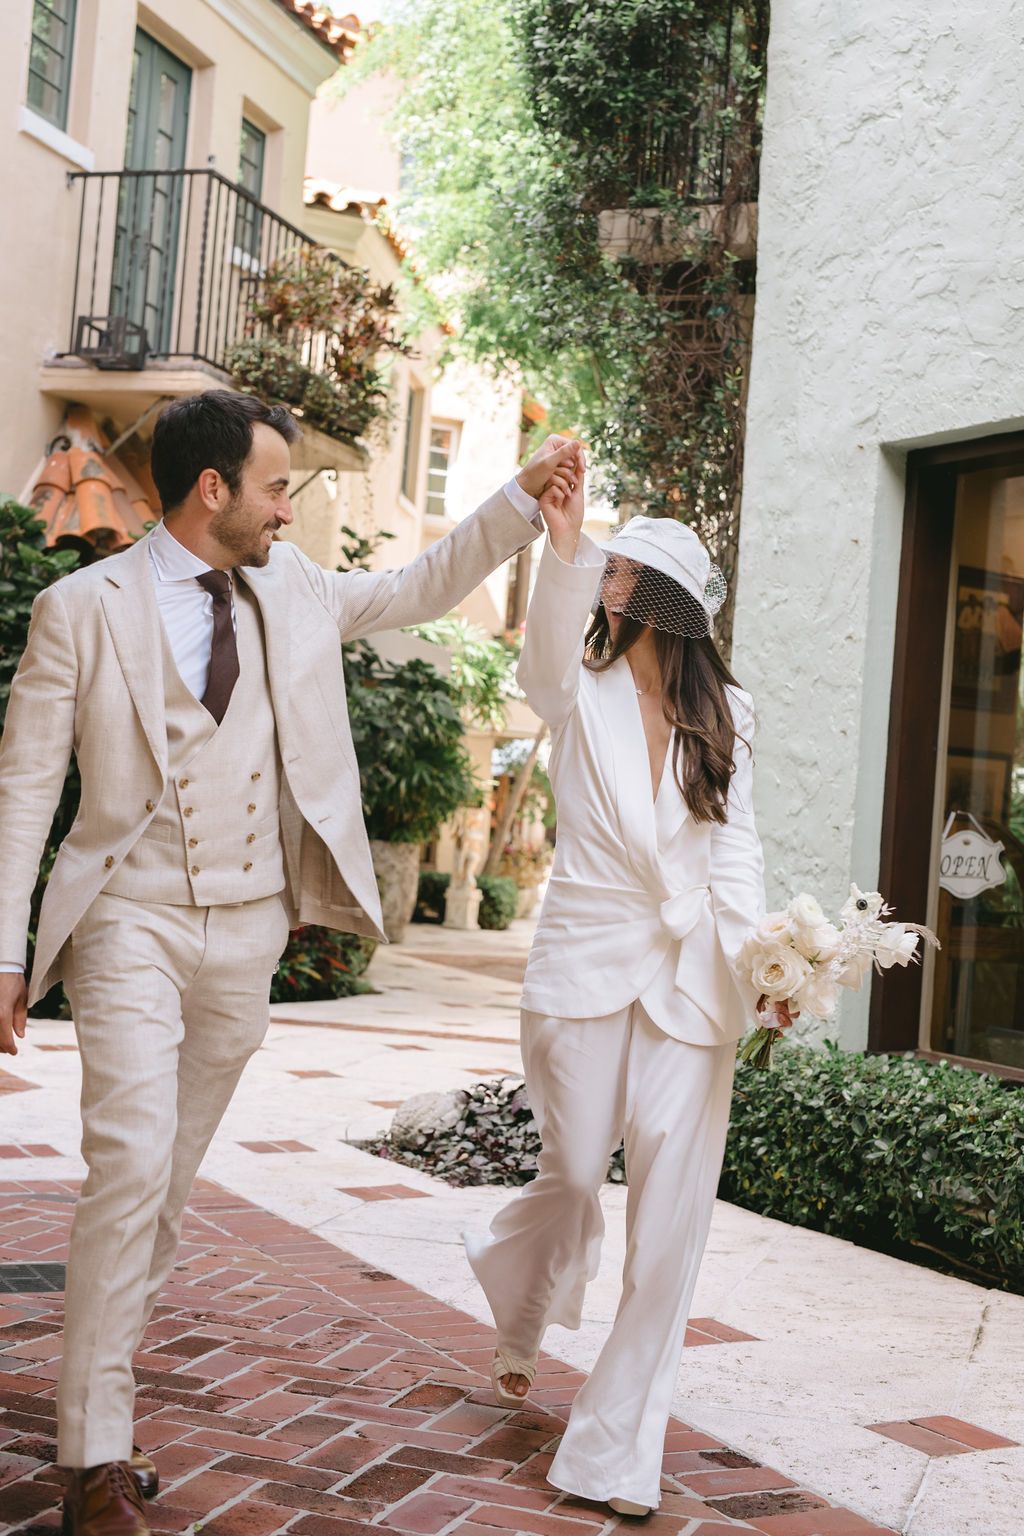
234, 118, 266, 259
27, 0, 77, 129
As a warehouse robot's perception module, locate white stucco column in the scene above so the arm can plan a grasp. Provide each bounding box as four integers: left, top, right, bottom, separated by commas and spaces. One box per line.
732, 2, 1024, 1047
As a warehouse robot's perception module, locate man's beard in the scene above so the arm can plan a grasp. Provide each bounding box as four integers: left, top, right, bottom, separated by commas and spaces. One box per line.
209, 491, 278, 567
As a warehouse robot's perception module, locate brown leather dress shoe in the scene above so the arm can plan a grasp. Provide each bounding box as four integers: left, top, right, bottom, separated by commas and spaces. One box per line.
62, 1461, 149, 1534
129, 1446, 159, 1500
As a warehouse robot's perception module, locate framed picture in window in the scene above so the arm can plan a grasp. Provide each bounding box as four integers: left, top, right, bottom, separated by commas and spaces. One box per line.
951, 565, 1024, 714
945, 749, 1012, 825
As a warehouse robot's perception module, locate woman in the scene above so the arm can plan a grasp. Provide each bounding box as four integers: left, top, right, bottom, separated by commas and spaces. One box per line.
465, 450, 792, 1517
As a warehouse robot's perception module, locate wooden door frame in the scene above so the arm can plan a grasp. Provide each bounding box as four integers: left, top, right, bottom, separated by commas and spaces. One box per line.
870, 428, 1024, 1079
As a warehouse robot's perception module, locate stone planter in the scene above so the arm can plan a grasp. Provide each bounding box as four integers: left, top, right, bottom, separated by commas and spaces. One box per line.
369, 839, 422, 944
515, 884, 541, 920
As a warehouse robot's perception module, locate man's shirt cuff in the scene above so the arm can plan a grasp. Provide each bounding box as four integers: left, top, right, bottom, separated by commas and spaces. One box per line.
0, 964, 25, 974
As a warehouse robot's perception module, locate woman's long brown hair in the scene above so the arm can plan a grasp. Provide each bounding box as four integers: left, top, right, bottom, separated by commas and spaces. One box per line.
584, 569, 747, 825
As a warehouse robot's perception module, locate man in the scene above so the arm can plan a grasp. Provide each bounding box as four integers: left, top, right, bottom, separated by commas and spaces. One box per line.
0, 390, 576, 1535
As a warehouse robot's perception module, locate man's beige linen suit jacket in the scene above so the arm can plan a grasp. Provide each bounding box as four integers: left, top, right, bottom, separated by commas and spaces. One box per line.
0, 488, 539, 1007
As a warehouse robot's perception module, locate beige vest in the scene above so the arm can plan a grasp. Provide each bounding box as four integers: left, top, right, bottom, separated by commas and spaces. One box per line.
106, 583, 286, 906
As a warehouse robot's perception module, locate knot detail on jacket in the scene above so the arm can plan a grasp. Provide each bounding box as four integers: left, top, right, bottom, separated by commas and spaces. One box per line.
659, 884, 711, 942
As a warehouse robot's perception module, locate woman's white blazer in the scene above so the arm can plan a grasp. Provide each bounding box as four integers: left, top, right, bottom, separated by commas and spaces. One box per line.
518, 532, 766, 1047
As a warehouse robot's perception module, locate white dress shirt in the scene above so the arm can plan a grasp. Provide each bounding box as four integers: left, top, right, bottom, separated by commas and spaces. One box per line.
0, 478, 542, 973
148, 516, 232, 700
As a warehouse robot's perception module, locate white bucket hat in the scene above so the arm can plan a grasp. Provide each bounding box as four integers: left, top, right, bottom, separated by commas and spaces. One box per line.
599, 516, 727, 637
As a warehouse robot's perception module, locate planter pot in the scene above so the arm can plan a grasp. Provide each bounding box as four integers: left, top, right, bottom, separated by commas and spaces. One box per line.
369, 839, 422, 944
516, 884, 541, 920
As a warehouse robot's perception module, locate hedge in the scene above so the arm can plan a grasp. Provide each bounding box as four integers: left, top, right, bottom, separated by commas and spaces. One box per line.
414, 870, 519, 931
720, 1044, 1024, 1291
364, 1045, 1024, 1293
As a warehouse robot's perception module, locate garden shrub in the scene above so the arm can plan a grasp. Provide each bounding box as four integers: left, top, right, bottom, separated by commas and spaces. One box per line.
271, 925, 376, 1004
719, 1044, 1024, 1290
413, 870, 519, 931
0, 497, 81, 1013
477, 874, 518, 930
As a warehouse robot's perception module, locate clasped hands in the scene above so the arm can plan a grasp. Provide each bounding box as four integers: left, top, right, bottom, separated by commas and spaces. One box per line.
516, 434, 586, 565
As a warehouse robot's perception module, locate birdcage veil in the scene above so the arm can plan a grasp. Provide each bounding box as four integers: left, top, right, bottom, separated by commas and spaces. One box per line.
598, 552, 727, 638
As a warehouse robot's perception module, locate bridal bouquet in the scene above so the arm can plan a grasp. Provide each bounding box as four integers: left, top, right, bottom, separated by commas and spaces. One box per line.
737, 884, 939, 1068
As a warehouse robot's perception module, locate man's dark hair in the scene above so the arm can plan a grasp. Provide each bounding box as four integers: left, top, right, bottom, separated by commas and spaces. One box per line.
150, 390, 300, 514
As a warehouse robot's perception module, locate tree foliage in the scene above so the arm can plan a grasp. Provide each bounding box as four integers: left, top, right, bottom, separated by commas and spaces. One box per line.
341, 0, 767, 639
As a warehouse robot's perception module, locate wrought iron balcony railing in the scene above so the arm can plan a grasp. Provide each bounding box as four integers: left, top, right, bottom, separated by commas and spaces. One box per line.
61, 168, 329, 373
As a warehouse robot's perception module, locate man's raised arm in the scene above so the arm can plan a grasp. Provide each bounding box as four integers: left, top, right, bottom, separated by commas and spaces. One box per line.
294, 436, 580, 640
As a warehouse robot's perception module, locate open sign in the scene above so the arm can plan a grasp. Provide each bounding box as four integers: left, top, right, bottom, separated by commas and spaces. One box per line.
939, 822, 1007, 899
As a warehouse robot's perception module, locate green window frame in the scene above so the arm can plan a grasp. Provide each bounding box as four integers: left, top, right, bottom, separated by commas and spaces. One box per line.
27, 0, 77, 129
234, 118, 266, 258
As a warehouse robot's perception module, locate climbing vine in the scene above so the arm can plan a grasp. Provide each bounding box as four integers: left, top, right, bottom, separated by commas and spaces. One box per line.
343, 0, 767, 641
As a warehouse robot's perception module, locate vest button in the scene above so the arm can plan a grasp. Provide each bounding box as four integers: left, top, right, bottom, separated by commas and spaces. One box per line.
246, 833, 256, 844
104, 855, 114, 869
191, 865, 200, 876
183, 807, 194, 818
243, 861, 253, 872
179, 778, 190, 789
251, 771, 261, 781
145, 800, 155, 813
247, 803, 256, 813
188, 838, 198, 849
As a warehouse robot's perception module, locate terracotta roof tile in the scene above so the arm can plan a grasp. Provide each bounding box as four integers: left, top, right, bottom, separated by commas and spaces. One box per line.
28, 406, 154, 556
274, 2, 362, 62
303, 177, 412, 264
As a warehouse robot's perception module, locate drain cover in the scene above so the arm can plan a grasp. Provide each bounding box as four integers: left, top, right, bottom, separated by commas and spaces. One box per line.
0, 1262, 66, 1294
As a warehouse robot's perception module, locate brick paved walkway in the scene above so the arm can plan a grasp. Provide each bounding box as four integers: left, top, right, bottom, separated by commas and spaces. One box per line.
0, 1180, 897, 1536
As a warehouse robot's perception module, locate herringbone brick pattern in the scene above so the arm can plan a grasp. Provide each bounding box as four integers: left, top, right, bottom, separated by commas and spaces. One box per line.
0, 1181, 896, 1535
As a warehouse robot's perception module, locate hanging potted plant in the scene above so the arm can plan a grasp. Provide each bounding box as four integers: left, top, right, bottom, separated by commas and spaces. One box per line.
226, 247, 409, 444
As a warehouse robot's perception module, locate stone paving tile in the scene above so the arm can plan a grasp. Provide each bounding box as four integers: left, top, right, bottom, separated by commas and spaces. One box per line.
0, 1180, 897, 1535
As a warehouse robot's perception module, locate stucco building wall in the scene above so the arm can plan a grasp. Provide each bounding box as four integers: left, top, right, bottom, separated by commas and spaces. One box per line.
1, 0, 336, 495
732, 3, 1024, 1046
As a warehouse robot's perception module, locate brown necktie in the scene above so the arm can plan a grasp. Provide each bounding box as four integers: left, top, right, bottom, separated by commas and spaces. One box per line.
196, 569, 239, 724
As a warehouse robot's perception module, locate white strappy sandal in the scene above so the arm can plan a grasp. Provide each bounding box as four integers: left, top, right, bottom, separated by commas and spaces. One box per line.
490, 1348, 537, 1408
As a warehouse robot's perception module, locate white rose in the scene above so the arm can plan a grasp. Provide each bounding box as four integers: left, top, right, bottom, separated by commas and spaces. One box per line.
755, 910, 793, 944
794, 970, 840, 1019
750, 948, 812, 1002
791, 921, 842, 963
836, 951, 872, 990
788, 892, 827, 930
875, 926, 920, 970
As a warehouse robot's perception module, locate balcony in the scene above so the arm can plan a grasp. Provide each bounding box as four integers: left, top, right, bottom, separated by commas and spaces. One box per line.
40, 168, 366, 473
595, 0, 763, 266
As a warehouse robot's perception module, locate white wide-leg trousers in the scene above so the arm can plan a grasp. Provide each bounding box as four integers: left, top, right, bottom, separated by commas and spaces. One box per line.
56, 890, 289, 1468
465, 1000, 735, 1509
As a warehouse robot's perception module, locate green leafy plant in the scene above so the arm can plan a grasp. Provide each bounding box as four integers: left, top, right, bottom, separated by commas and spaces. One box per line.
227, 247, 410, 444
410, 615, 520, 731
345, 644, 481, 845
413, 870, 520, 930
0, 497, 81, 1011
341, 0, 767, 641
720, 1045, 1024, 1291
271, 925, 376, 1003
